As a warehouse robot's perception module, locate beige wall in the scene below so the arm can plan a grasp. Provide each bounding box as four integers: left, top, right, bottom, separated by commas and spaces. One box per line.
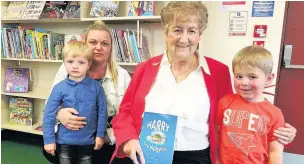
200, 1, 286, 103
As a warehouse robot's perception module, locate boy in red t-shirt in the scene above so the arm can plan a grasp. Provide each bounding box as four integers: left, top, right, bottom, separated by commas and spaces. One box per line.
215, 45, 285, 164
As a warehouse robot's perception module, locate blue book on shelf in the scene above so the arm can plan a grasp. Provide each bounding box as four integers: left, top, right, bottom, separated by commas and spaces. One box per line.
139, 112, 177, 164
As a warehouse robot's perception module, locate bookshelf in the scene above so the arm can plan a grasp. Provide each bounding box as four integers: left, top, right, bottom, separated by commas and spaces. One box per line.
2, 16, 162, 24
1, 95, 44, 135
1, 58, 140, 66
1, 1, 167, 135
2, 19, 82, 24
1, 58, 63, 63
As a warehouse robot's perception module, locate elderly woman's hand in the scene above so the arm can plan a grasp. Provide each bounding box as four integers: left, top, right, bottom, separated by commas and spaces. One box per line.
122, 139, 145, 164
274, 123, 297, 145
57, 108, 87, 130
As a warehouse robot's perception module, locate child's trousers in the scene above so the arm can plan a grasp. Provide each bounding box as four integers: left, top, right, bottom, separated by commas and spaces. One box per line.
57, 144, 94, 164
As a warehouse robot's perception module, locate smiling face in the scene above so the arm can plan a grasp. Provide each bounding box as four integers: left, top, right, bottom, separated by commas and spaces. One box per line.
86, 30, 112, 64
233, 65, 274, 102
165, 17, 201, 60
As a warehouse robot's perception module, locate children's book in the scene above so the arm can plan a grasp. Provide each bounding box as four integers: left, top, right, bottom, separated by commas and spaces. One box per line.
50, 32, 65, 60
127, 1, 139, 16
22, 1, 46, 20
63, 1, 80, 19
139, 112, 177, 164
64, 34, 82, 45
127, 1, 154, 16
2, 1, 28, 20
40, 1, 69, 19
138, 1, 154, 16
89, 1, 119, 17
9, 97, 33, 126
4, 68, 30, 93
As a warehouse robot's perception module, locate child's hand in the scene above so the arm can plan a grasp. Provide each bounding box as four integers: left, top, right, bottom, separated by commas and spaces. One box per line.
44, 143, 56, 156
94, 137, 104, 150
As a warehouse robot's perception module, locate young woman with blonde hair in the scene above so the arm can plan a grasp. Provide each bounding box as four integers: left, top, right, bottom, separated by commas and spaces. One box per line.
44, 20, 131, 164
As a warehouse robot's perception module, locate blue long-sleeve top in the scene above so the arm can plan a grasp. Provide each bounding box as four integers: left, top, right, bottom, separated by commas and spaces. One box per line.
43, 75, 107, 145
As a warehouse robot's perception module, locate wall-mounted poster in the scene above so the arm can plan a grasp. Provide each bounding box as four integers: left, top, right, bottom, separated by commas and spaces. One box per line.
228, 11, 248, 36
252, 1, 274, 17
220, 1, 247, 12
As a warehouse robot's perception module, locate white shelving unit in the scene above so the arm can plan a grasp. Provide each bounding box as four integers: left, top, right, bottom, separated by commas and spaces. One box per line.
1, 58, 140, 66
1, 58, 63, 63
1, 1, 167, 135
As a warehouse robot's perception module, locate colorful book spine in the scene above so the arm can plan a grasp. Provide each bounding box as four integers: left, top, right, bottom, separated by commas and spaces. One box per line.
129, 32, 140, 63
2, 28, 11, 58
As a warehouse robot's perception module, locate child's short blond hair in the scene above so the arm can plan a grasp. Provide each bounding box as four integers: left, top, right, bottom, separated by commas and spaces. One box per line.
62, 41, 92, 62
232, 45, 273, 75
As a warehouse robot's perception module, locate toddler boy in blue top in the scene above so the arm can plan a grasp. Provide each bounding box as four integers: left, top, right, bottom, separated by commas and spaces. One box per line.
43, 41, 108, 164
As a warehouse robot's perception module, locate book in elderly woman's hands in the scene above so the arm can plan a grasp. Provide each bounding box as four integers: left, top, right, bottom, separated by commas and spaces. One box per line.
139, 112, 177, 164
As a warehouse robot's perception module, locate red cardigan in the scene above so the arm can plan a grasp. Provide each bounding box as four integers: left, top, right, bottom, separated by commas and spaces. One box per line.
112, 55, 233, 163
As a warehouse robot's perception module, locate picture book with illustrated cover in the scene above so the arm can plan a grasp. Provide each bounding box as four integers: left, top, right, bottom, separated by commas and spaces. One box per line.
63, 1, 80, 19
40, 1, 69, 19
9, 97, 33, 126
65, 34, 83, 45
138, 1, 154, 16
22, 1, 46, 20
127, 1, 139, 16
140, 112, 177, 164
50, 32, 65, 60
4, 68, 30, 93
90, 1, 119, 17
2, 1, 28, 20
128, 1, 154, 16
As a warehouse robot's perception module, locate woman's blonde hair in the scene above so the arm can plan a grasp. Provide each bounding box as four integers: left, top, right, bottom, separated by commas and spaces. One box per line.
85, 20, 118, 85
232, 45, 273, 75
62, 41, 92, 62
160, 2, 208, 35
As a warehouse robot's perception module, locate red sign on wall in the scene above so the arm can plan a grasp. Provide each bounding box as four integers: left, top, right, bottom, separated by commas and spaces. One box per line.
253, 41, 265, 47
253, 25, 267, 38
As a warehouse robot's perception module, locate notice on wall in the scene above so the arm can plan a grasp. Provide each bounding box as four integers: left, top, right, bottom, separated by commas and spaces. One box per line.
220, 1, 247, 12
252, 1, 274, 17
228, 11, 248, 36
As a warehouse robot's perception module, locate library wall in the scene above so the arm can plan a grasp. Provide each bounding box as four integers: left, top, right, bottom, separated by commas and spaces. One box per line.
201, 1, 286, 103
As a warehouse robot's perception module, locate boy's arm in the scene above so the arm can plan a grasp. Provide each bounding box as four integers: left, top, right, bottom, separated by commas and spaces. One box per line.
43, 85, 63, 144
96, 83, 108, 138
268, 140, 284, 164
268, 108, 285, 164
215, 97, 226, 163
